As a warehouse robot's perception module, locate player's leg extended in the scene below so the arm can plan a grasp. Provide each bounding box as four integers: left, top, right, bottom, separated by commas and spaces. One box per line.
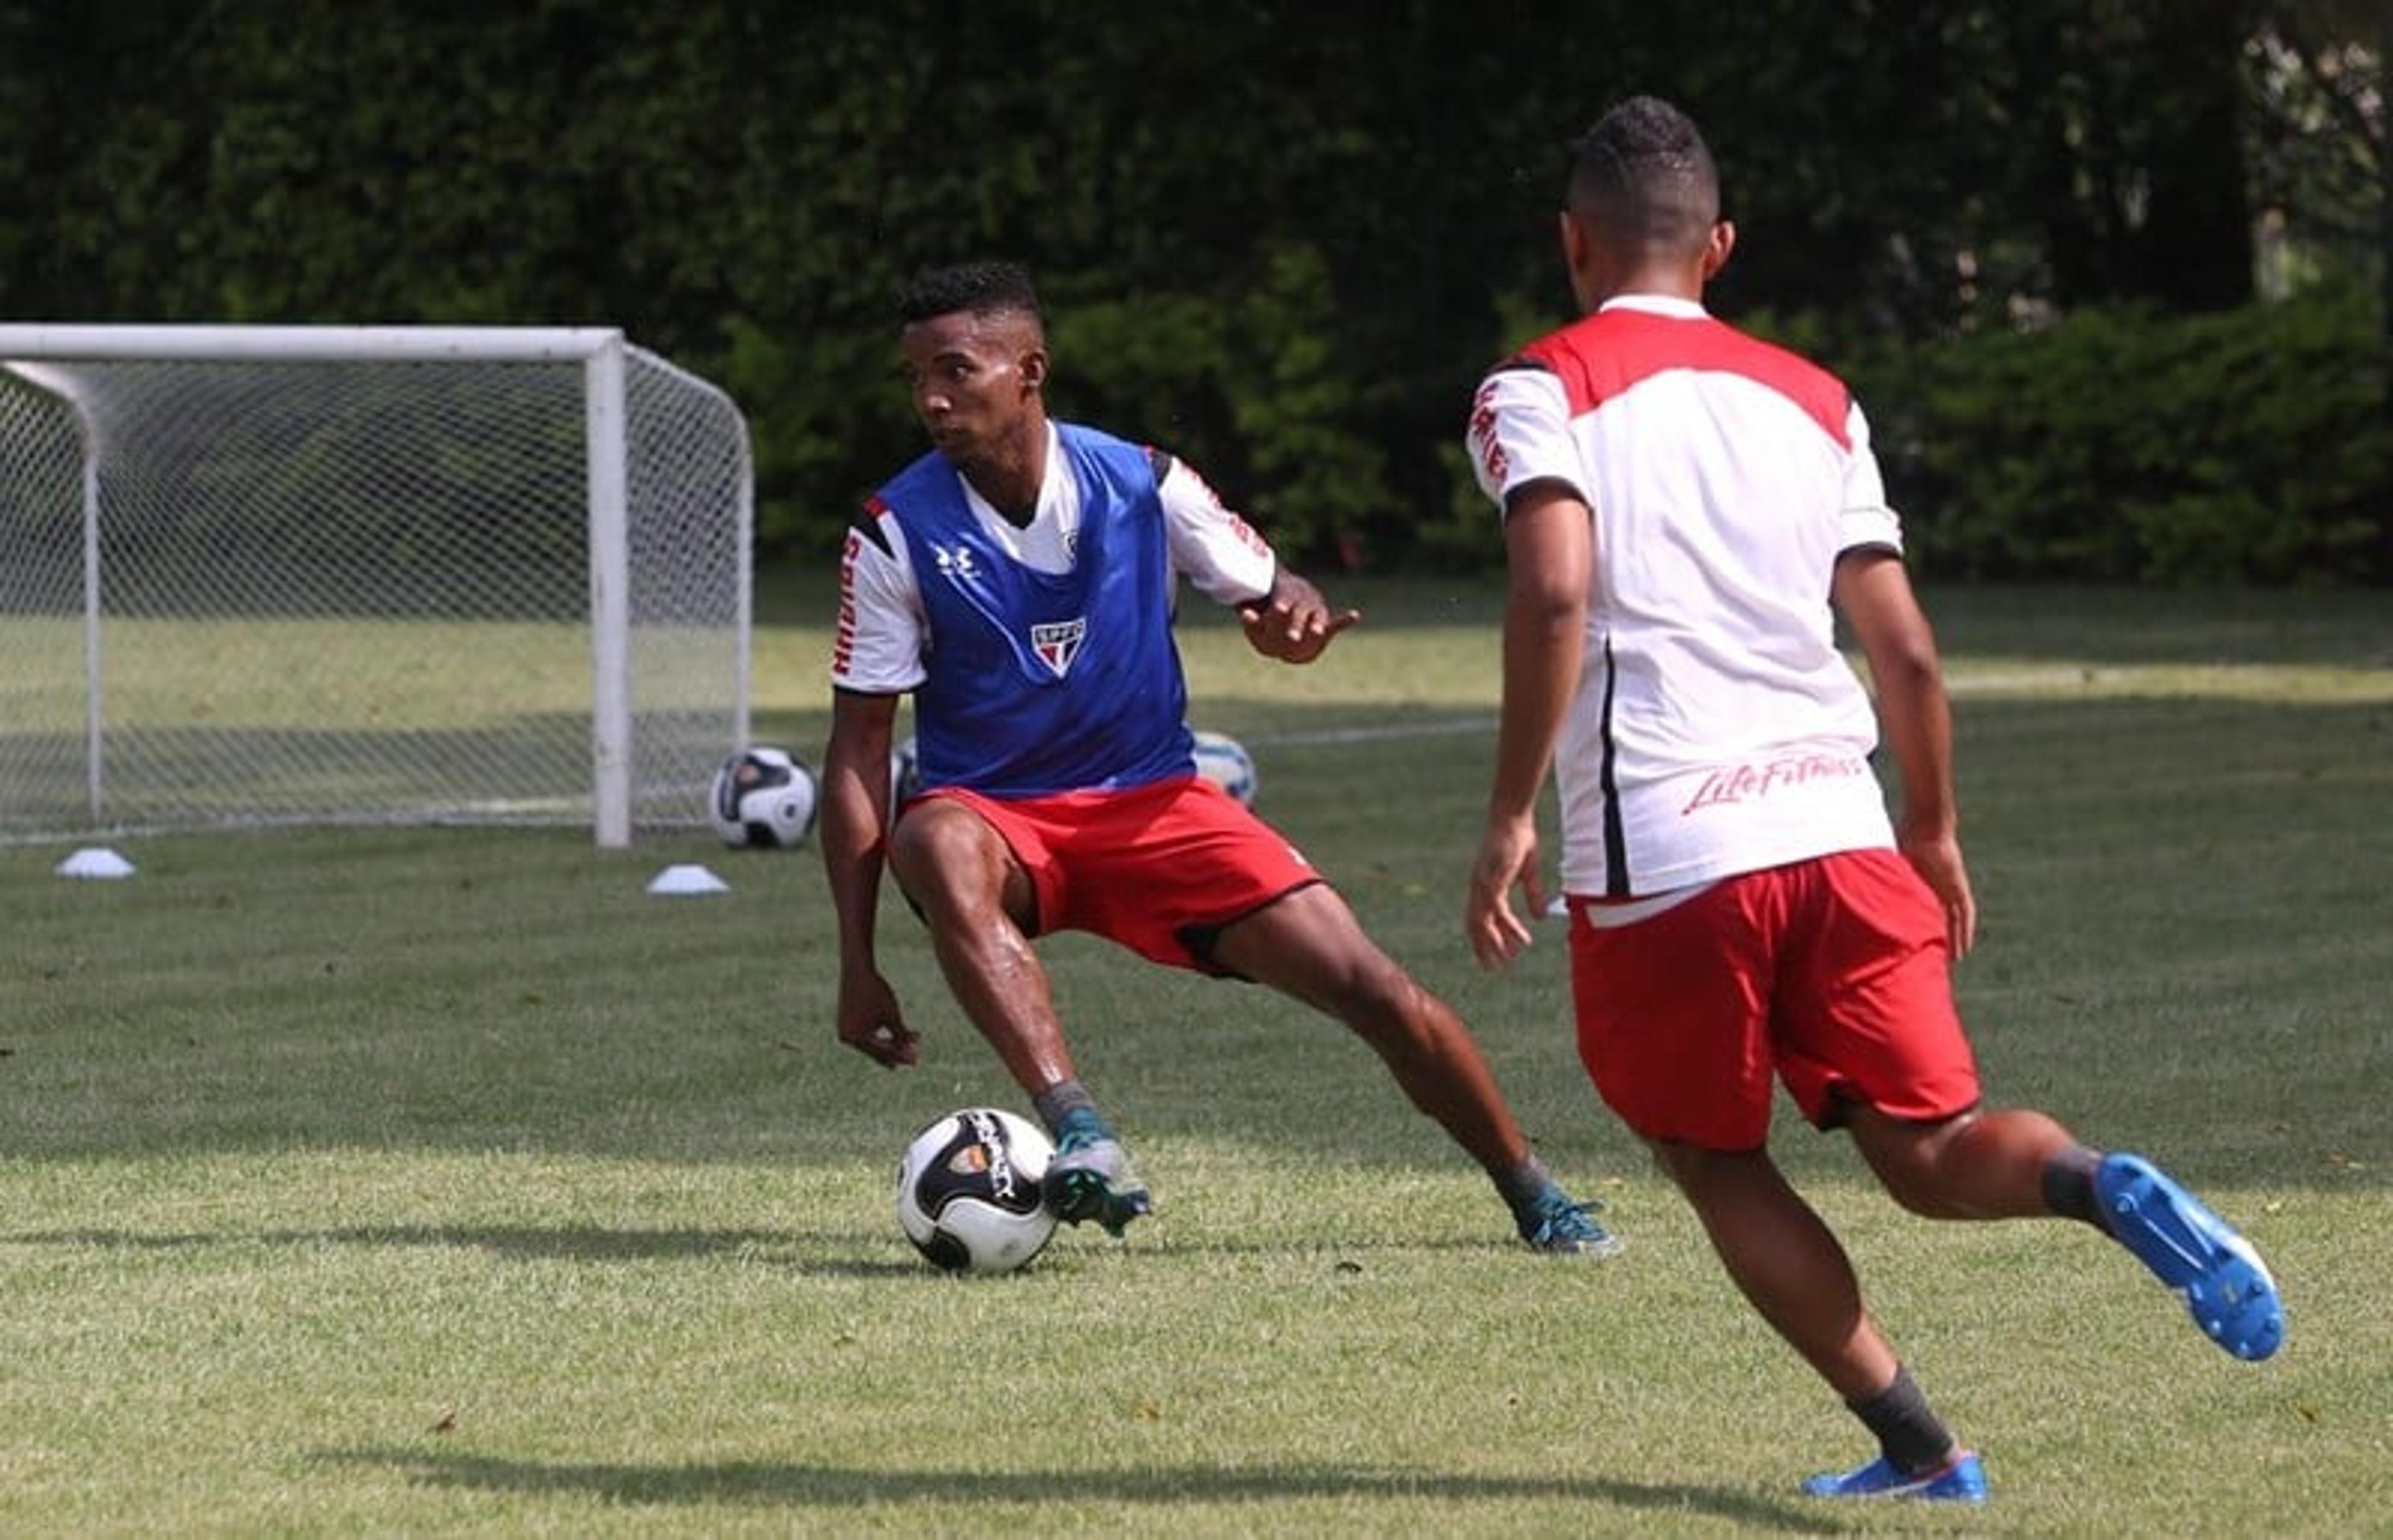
887, 797, 1152, 1233
1653, 1141, 1903, 1401
1216, 885, 1530, 1162
1213, 886, 1617, 1254
1655, 1138, 1984, 1500
1846, 1102, 2080, 1219
1800, 842, 2283, 1362
886, 797, 1075, 1091
1848, 1103, 2283, 1361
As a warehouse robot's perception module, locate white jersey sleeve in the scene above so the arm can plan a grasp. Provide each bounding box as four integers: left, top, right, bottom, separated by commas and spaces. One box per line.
1467, 364, 1582, 513
1838, 400, 1904, 555
1159, 455, 1276, 606
829, 510, 927, 695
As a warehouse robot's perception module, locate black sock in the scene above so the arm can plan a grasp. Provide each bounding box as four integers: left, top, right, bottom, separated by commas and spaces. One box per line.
1031, 1079, 1099, 1136
2042, 1144, 2108, 1232
1490, 1155, 1555, 1217
1848, 1364, 1956, 1476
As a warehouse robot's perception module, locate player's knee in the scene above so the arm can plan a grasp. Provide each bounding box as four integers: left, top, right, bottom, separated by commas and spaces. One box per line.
886, 806, 999, 911
1329, 956, 1435, 1045
1881, 1176, 1964, 1219
882, 815, 945, 896
1858, 1118, 1972, 1217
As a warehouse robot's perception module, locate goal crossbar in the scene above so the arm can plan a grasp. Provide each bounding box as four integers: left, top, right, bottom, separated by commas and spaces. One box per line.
0, 324, 631, 363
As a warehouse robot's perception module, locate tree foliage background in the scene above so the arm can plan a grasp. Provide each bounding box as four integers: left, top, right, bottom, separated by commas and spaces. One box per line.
0, 0, 2383, 581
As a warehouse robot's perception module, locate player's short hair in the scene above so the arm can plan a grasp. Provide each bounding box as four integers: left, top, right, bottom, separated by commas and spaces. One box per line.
1567, 96, 1719, 257
895, 261, 1046, 331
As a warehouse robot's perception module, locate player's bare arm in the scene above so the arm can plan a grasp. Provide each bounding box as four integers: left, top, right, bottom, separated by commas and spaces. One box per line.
1238, 568, 1360, 664
1832, 548, 1977, 957
823, 687, 921, 1067
1468, 480, 1589, 969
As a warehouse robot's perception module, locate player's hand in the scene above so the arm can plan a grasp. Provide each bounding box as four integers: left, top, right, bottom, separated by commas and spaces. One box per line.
1898, 827, 1977, 959
836, 971, 920, 1068
1466, 813, 1547, 970
1238, 573, 1359, 665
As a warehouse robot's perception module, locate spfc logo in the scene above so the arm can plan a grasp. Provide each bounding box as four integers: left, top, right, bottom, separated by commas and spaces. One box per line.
1031, 617, 1086, 678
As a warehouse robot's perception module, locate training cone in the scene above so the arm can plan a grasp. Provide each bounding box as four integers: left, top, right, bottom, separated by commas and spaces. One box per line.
55, 847, 136, 880
646, 863, 730, 896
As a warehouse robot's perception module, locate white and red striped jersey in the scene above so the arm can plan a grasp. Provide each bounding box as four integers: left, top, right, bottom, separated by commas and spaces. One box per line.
1467, 295, 1901, 898
833, 422, 1276, 696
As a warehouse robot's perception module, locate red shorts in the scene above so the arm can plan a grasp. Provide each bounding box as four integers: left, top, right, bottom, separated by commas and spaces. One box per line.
1565, 848, 1980, 1151
907, 775, 1321, 973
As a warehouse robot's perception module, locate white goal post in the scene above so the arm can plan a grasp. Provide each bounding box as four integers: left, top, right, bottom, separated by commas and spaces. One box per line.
0, 325, 753, 847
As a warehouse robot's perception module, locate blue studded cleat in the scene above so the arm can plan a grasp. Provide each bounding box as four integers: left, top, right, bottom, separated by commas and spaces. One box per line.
2097, 1153, 2283, 1361
1518, 1192, 1625, 1259
1802, 1450, 1989, 1503
1042, 1131, 1153, 1238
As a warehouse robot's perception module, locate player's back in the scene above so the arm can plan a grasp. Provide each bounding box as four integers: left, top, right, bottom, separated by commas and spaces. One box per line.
1474, 296, 1899, 893
1517, 300, 1873, 747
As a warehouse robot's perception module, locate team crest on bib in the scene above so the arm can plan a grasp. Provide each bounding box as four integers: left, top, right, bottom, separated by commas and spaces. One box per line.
1031, 618, 1086, 677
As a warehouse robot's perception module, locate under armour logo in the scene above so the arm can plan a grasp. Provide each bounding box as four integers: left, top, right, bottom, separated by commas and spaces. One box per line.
934, 545, 980, 579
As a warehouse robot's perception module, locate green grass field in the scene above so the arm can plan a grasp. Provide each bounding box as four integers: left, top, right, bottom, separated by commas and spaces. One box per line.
3, 581, 2387, 1536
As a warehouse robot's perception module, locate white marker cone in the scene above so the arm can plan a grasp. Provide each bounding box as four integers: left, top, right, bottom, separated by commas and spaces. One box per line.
646, 863, 730, 896
55, 847, 136, 880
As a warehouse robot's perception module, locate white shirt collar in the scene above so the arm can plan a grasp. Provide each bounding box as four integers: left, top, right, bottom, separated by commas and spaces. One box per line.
1597, 295, 1709, 320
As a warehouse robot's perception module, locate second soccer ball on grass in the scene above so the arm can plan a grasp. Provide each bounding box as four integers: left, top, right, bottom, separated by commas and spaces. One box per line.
708, 746, 818, 848
1191, 730, 1256, 806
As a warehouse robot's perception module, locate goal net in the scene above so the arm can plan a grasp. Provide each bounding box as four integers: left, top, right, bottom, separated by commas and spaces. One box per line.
0, 326, 752, 847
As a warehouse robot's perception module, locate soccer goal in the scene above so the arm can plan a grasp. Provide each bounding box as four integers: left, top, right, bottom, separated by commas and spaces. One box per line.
0, 325, 752, 847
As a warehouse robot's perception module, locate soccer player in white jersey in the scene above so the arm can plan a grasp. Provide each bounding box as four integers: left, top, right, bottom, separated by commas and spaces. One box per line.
1463, 98, 2283, 1501
821, 260, 1617, 1255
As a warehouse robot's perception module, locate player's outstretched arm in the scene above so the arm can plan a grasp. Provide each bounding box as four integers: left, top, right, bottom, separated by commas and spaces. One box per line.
1468, 483, 1587, 968
823, 688, 920, 1067
1238, 569, 1360, 665
1833, 549, 1977, 958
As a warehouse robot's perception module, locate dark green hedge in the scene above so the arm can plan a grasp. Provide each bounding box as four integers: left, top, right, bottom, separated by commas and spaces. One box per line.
766, 280, 2393, 587
1845, 281, 2390, 585
17, 3, 2357, 585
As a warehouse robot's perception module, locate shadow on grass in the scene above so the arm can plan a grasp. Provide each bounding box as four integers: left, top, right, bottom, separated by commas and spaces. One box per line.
320, 1445, 1845, 1532
0, 1224, 914, 1275
0, 1222, 1621, 1271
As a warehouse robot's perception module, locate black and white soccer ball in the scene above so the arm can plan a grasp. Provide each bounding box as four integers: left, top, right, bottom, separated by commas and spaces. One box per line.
894, 1107, 1058, 1275
708, 746, 818, 848
1191, 729, 1257, 807
889, 733, 923, 810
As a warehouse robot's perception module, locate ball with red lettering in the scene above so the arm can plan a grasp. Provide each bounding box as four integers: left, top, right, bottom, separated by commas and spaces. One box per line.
895, 1108, 1058, 1274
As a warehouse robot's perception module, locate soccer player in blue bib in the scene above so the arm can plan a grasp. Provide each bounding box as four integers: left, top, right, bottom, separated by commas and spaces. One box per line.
821, 261, 1615, 1255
